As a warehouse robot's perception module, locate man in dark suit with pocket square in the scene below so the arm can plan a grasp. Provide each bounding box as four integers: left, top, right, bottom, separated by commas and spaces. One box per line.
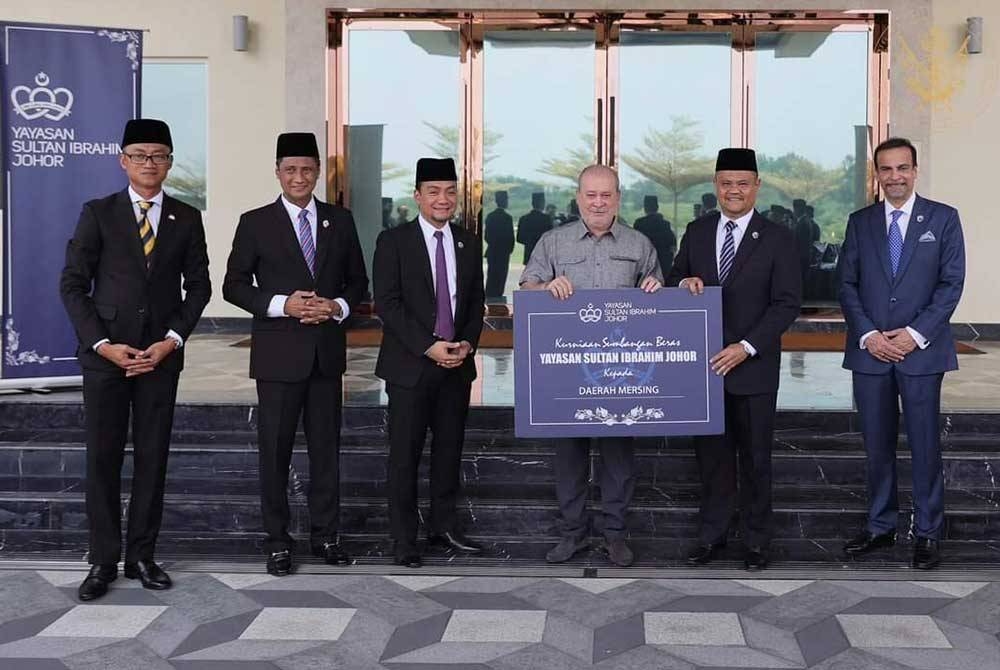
223, 132, 368, 576
838, 137, 965, 570
373, 157, 485, 568
60, 118, 212, 600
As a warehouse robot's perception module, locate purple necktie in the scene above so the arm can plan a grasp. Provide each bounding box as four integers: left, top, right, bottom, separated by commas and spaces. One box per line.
297, 209, 315, 277
433, 230, 455, 341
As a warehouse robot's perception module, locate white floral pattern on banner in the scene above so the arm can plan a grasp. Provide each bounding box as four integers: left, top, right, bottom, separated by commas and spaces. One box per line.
96, 30, 141, 71
4, 318, 52, 366
574, 405, 664, 426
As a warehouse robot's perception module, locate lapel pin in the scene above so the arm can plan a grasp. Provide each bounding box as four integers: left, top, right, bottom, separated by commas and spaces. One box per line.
916, 214, 924, 223
751, 231, 759, 240
322, 219, 329, 228
458, 241, 465, 249
167, 214, 176, 220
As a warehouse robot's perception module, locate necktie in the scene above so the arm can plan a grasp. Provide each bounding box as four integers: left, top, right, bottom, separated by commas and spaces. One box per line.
137, 200, 155, 267
297, 209, 316, 277
888, 209, 904, 276
433, 230, 455, 341
718, 220, 737, 283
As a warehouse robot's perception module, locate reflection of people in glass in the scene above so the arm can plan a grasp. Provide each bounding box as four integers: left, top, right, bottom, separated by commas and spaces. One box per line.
395, 204, 410, 226
793, 198, 816, 287
564, 200, 580, 225
633, 195, 677, 274
693, 203, 703, 219
484, 190, 514, 301
516, 191, 552, 264
382, 197, 394, 230
701, 192, 719, 218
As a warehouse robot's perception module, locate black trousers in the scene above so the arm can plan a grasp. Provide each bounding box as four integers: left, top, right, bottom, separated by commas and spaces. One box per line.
386, 364, 471, 546
256, 365, 343, 553
82, 365, 179, 565
693, 391, 777, 548
555, 437, 635, 541
484, 252, 511, 299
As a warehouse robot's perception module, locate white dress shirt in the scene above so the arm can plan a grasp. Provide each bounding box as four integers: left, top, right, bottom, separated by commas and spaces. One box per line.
418, 214, 458, 320
858, 193, 929, 351
266, 195, 350, 322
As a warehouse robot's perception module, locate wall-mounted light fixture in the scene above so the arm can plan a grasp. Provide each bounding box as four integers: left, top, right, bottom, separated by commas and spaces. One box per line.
233, 15, 249, 52
967, 17, 983, 54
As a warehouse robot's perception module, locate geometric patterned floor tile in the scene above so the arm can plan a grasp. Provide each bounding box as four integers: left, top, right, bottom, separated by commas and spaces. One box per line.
734, 579, 813, 596
911, 582, 988, 599
644, 612, 746, 646
745, 581, 868, 632
653, 644, 802, 668
592, 613, 644, 663
933, 583, 1000, 634
61, 639, 175, 670
384, 641, 531, 664
836, 614, 953, 648
384, 575, 461, 591
169, 610, 261, 658
794, 614, 851, 666
239, 608, 357, 641
442, 610, 546, 642
841, 597, 956, 615
649, 594, 772, 612
559, 578, 635, 595
38, 606, 167, 638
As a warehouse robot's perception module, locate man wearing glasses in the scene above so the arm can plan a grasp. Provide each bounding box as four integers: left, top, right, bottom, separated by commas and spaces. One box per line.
60, 119, 212, 601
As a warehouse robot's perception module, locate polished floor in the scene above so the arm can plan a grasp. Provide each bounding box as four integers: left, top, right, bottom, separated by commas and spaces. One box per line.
0, 564, 998, 669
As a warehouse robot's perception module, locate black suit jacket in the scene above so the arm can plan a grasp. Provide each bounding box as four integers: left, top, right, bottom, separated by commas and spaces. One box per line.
516, 210, 553, 264
60, 189, 211, 374
484, 208, 514, 258
667, 211, 801, 395
373, 220, 485, 388
222, 197, 368, 382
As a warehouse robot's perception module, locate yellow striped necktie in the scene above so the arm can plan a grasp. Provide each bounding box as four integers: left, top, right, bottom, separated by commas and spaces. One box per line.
137, 200, 155, 266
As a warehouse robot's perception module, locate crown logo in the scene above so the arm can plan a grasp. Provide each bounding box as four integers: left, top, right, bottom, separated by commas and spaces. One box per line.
578, 303, 602, 323
10, 72, 74, 122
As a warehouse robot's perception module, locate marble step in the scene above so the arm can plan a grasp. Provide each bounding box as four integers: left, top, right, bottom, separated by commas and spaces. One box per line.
1, 489, 994, 542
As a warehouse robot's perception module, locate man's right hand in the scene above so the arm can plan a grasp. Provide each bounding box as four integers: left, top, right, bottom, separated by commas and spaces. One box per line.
680, 277, 705, 295
865, 331, 907, 363
283, 290, 316, 319
545, 276, 574, 300
96, 342, 146, 371
427, 340, 464, 368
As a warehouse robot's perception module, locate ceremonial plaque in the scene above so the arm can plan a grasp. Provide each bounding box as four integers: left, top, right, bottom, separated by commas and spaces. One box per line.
514, 288, 724, 437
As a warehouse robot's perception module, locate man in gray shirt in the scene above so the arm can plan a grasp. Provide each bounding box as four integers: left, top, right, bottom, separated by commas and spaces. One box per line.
520, 164, 663, 566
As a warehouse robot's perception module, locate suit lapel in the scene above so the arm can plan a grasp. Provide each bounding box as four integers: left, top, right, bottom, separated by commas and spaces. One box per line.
409, 221, 434, 295
273, 197, 314, 281
451, 225, 468, 327
868, 203, 893, 285
723, 213, 764, 286
149, 195, 179, 275
313, 202, 332, 276
893, 195, 927, 285
116, 190, 148, 277
703, 219, 720, 285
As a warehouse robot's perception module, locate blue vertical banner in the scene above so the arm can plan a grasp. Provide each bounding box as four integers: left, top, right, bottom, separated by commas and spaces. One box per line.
0, 22, 141, 382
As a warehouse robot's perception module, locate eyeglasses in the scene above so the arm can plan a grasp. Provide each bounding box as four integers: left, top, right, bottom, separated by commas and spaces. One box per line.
124, 152, 172, 165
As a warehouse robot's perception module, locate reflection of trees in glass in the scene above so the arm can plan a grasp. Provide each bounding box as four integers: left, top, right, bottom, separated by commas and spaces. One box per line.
382, 162, 409, 185
165, 162, 206, 211
423, 121, 503, 165
538, 130, 595, 184
622, 115, 714, 223
758, 153, 845, 203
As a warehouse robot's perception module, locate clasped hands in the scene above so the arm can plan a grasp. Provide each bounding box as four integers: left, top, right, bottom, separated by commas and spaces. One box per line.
284, 290, 342, 324
865, 329, 917, 363
427, 340, 473, 368
97, 339, 177, 377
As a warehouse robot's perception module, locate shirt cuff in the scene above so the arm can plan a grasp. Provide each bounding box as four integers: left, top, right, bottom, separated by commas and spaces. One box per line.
92, 338, 109, 351
740, 339, 757, 357
332, 298, 350, 323
859, 330, 879, 350
678, 278, 688, 288
267, 294, 289, 318
907, 326, 930, 349
165, 330, 184, 349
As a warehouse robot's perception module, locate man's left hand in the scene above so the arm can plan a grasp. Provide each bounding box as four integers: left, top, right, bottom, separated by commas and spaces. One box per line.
884, 328, 918, 354
710, 343, 749, 376
300, 296, 341, 324
127, 339, 177, 377
639, 276, 662, 293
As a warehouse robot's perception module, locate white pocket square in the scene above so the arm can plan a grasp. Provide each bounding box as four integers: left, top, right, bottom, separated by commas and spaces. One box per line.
918, 231, 936, 242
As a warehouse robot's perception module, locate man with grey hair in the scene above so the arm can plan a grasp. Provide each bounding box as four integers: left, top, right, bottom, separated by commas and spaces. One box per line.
520, 164, 663, 566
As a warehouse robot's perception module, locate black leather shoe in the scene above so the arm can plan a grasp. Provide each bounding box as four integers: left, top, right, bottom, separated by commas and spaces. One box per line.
124, 560, 172, 590
266, 550, 293, 576
686, 541, 726, 565
312, 541, 350, 565
912, 537, 941, 570
393, 543, 422, 568
427, 531, 482, 553
78, 564, 117, 601
744, 546, 770, 571
843, 529, 896, 557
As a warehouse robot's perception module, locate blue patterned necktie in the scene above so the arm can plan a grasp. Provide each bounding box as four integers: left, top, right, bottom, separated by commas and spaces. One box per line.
297, 209, 316, 277
888, 209, 904, 276
718, 220, 737, 283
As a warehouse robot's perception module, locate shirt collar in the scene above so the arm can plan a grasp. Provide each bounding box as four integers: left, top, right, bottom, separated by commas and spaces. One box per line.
281, 195, 317, 222
719, 209, 755, 231
884, 192, 916, 219
577, 217, 618, 239
128, 185, 163, 208
418, 214, 452, 240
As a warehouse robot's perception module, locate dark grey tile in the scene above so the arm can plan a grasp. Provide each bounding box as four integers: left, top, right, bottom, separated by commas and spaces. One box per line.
935, 583, 1000, 634
379, 611, 452, 662
592, 613, 645, 664
381, 664, 490, 670
241, 590, 352, 609
171, 663, 280, 670
842, 597, 956, 615
62, 639, 175, 670
808, 648, 924, 670
489, 643, 592, 670
795, 615, 850, 666
169, 610, 261, 658
745, 581, 867, 632
593, 645, 695, 669
0, 661, 68, 670
649, 595, 772, 613
422, 592, 541, 611
0, 607, 72, 644
0, 572, 74, 625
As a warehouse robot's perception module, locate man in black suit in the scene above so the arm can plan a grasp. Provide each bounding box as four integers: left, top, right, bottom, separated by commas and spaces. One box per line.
484, 190, 514, 302
517, 192, 552, 265
373, 157, 485, 568
223, 133, 368, 576
60, 119, 211, 601
668, 148, 801, 570
634, 195, 677, 274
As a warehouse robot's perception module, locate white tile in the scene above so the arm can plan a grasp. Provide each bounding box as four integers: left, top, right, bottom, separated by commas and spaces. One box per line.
734, 579, 813, 596
36, 570, 89, 587
837, 614, 952, 648
384, 575, 460, 591
909, 581, 987, 598
210, 573, 279, 590
441, 610, 546, 643
38, 605, 167, 638
239, 607, 356, 641
559, 578, 635, 594
644, 612, 746, 646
